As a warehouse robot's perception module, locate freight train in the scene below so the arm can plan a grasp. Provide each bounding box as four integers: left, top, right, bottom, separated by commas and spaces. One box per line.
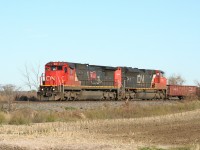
37, 62, 198, 101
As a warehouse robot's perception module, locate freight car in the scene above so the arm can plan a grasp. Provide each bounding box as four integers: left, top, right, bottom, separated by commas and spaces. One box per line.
37, 62, 167, 101
167, 85, 197, 100
197, 87, 200, 99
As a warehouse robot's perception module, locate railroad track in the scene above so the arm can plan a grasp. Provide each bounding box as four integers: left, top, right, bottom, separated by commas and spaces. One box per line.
13, 99, 179, 104
8, 99, 180, 112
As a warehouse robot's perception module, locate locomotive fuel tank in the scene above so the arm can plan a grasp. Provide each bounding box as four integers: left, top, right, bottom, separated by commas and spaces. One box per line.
136, 93, 156, 100
136, 90, 156, 100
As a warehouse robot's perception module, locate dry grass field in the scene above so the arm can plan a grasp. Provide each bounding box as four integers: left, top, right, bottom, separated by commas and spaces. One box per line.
0, 100, 200, 149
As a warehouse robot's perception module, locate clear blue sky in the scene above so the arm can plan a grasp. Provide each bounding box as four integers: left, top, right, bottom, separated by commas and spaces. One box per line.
0, 0, 199, 89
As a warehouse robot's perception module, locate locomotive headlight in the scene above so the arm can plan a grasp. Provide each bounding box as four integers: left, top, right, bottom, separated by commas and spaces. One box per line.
52, 88, 55, 91
41, 88, 44, 91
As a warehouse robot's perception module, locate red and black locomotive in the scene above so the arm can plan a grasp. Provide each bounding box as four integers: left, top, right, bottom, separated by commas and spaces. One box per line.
37, 61, 168, 100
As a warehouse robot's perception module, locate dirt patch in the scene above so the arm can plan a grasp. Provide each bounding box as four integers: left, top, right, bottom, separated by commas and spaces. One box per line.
0, 110, 200, 149
89, 109, 200, 147
0, 122, 140, 150
139, 119, 200, 145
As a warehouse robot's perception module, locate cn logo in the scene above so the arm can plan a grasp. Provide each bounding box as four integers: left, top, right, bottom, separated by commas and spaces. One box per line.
46, 76, 56, 81
90, 71, 97, 79
137, 74, 144, 83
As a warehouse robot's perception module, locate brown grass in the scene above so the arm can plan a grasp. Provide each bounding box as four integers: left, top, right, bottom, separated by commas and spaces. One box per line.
0, 91, 37, 103
0, 100, 200, 125
83, 100, 200, 120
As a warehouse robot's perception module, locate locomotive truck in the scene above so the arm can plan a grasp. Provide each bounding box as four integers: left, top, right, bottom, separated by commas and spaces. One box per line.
37, 61, 168, 100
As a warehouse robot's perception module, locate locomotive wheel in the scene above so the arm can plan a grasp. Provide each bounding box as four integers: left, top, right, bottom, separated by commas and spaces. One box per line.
103, 92, 109, 100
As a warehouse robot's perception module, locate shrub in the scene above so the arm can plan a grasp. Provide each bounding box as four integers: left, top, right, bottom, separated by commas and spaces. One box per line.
32, 112, 48, 123
0, 112, 6, 124
9, 109, 33, 125
9, 112, 31, 125
46, 112, 57, 122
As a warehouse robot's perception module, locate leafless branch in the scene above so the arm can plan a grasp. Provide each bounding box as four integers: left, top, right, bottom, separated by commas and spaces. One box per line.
168, 74, 185, 85
31, 63, 41, 90
194, 80, 200, 87
20, 63, 41, 91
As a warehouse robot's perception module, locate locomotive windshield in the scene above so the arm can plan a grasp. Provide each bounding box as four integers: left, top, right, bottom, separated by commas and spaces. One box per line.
50, 66, 63, 71
51, 66, 57, 71
160, 71, 165, 77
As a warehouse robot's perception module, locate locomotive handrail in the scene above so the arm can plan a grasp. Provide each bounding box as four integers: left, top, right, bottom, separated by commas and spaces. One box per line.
80, 80, 115, 86
125, 82, 153, 88
40, 73, 45, 86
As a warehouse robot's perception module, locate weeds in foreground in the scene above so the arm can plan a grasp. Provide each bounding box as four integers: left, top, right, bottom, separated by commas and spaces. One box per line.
139, 147, 165, 150
84, 100, 200, 120
0, 112, 6, 124
0, 100, 200, 125
139, 147, 191, 150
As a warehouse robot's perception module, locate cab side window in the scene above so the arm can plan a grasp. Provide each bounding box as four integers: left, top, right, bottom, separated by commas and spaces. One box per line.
64, 67, 68, 73
57, 66, 63, 70
70, 68, 73, 75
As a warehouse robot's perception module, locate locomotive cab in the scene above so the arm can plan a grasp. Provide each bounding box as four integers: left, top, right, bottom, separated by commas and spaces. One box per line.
37, 62, 81, 100
152, 71, 167, 89
42, 62, 80, 86
44, 62, 68, 86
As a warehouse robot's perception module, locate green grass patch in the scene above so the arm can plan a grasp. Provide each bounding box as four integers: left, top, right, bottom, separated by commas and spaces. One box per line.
0, 112, 6, 124
170, 147, 190, 150
139, 147, 165, 150
65, 106, 76, 110
9, 109, 32, 125
46, 112, 57, 122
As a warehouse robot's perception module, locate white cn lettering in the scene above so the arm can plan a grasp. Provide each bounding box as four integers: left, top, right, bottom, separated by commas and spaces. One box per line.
46, 76, 56, 81
137, 75, 144, 83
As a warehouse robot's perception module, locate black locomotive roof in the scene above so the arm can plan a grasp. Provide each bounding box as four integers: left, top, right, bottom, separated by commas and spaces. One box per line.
46, 62, 164, 73
68, 62, 117, 70
121, 66, 164, 74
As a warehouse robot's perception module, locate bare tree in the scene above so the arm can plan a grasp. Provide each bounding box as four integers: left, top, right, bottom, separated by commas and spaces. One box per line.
194, 80, 200, 87
31, 63, 41, 90
21, 63, 41, 91
168, 74, 185, 85
21, 64, 32, 90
